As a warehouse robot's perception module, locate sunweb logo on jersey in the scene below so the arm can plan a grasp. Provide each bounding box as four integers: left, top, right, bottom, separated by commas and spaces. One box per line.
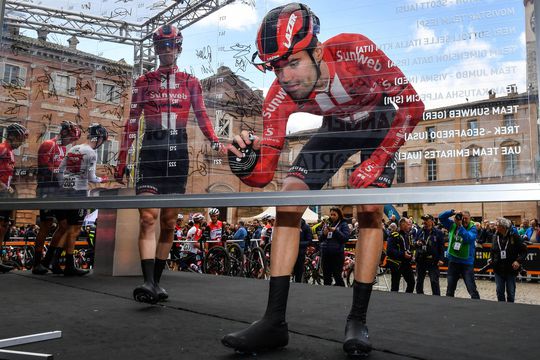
283, 13, 298, 49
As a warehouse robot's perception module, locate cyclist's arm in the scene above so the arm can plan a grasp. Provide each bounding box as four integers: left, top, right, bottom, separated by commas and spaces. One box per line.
86, 150, 102, 184
353, 35, 425, 162
189, 76, 220, 144
117, 76, 145, 173
237, 83, 292, 188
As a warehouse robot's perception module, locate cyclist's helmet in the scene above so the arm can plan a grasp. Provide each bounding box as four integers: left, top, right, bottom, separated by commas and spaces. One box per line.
177, 214, 184, 220
6, 123, 29, 140
153, 24, 183, 54
209, 208, 220, 216
262, 214, 275, 221
192, 213, 205, 222
253, 2, 320, 71
60, 120, 81, 141
88, 123, 108, 143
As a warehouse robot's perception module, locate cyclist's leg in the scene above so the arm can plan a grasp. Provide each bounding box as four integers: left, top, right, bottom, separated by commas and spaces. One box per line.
344, 204, 383, 355
154, 207, 180, 300
63, 209, 89, 276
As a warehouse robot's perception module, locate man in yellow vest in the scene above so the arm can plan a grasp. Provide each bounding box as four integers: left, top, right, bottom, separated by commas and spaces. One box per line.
439, 209, 480, 299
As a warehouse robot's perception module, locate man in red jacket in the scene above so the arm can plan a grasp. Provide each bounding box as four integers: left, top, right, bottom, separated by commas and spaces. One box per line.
115, 24, 225, 304
0, 123, 28, 273
223, 3, 424, 357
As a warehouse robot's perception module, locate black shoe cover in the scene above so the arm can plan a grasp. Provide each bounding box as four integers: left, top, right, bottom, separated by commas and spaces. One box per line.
343, 318, 372, 358
221, 318, 288, 353
64, 267, 89, 277
156, 285, 169, 301
32, 263, 49, 275
50, 264, 64, 275
133, 282, 159, 304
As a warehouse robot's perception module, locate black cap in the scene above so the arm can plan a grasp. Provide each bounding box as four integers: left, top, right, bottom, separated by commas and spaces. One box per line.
421, 214, 434, 221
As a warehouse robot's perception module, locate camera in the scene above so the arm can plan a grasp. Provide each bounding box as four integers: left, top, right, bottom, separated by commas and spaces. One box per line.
454, 212, 463, 221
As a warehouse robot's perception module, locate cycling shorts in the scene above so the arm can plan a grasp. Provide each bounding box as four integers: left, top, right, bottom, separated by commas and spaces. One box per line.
37, 185, 62, 222
136, 129, 189, 195
287, 105, 397, 190
53, 208, 86, 226
55, 189, 88, 225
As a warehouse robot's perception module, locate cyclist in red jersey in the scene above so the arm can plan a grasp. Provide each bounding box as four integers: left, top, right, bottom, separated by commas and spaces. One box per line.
206, 208, 224, 249
33, 121, 82, 275
223, 3, 424, 357
0, 123, 28, 273
114, 24, 225, 304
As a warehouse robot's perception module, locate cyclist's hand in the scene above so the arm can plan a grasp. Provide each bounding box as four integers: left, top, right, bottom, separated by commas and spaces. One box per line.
227, 131, 260, 158
348, 157, 385, 188
100, 176, 109, 183
211, 141, 227, 155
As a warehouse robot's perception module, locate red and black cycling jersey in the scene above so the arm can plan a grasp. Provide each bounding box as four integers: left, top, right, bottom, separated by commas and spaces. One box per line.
117, 66, 219, 174
37, 138, 66, 189
0, 141, 15, 189
241, 33, 425, 188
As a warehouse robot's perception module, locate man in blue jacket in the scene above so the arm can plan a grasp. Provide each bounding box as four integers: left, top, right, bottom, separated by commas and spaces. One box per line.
439, 209, 480, 299
414, 214, 445, 295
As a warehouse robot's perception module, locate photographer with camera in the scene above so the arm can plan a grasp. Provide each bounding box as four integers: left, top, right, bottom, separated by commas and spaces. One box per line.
414, 214, 445, 296
439, 209, 480, 299
386, 219, 415, 293
488, 217, 528, 302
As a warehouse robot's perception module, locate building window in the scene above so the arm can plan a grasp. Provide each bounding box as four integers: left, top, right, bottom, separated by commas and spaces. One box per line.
467, 119, 478, 131
52, 73, 76, 96
214, 110, 232, 139
96, 82, 121, 103
396, 162, 405, 183
468, 155, 481, 180
501, 141, 520, 176
427, 158, 437, 181
96, 138, 119, 166
1, 63, 26, 86
426, 126, 435, 143
503, 114, 516, 127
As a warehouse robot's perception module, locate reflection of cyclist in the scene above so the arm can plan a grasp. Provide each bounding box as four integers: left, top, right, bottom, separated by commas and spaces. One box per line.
0, 124, 28, 273
114, 24, 225, 305
206, 208, 223, 248
33, 121, 81, 275
260, 214, 274, 247
223, 3, 424, 357
57, 123, 108, 276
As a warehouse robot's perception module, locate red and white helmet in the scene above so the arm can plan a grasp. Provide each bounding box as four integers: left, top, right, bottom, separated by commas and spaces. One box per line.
192, 213, 205, 222
253, 2, 320, 71
60, 120, 81, 141
153, 24, 183, 54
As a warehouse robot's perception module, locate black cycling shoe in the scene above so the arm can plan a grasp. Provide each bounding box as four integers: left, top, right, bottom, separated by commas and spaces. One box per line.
50, 264, 64, 275
133, 282, 159, 305
155, 285, 169, 301
0, 262, 13, 273
64, 267, 89, 277
221, 319, 288, 353
343, 318, 372, 358
32, 263, 49, 275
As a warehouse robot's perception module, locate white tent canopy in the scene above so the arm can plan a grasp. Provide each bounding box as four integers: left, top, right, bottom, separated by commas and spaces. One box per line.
243, 207, 319, 224
83, 210, 98, 226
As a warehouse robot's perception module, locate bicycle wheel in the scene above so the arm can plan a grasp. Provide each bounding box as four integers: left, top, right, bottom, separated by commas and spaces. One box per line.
227, 243, 244, 277
346, 266, 355, 287
263, 243, 271, 264
247, 247, 267, 279
23, 247, 35, 270
204, 246, 230, 275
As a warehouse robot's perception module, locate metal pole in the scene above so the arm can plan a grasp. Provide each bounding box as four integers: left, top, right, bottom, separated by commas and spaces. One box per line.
0, 0, 6, 41
534, 0, 540, 181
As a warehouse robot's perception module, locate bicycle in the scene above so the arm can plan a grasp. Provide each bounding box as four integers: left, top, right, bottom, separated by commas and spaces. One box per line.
243, 239, 268, 279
